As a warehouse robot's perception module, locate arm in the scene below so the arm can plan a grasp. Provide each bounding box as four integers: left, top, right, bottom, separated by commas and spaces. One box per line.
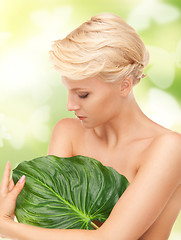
0, 132, 181, 240
100, 132, 181, 240
1, 219, 98, 240
0, 117, 100, 240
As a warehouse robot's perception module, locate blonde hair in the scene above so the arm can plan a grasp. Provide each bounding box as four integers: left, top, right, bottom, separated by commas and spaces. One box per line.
49, 13, 149, 85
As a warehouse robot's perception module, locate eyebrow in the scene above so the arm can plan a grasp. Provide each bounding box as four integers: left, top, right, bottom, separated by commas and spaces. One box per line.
71, 88, 89, 91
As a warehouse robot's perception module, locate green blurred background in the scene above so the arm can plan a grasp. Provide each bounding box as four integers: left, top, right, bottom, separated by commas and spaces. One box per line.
0, 0, 180, 239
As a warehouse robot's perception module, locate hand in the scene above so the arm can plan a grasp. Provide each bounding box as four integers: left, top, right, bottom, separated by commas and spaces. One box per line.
0, 162, 25, 224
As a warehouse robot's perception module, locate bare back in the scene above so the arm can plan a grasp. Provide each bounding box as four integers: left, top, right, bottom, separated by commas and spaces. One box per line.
48, 118, 181, 240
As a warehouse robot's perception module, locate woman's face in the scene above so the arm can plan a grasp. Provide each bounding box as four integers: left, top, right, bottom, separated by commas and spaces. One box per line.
62, 76, 124, 128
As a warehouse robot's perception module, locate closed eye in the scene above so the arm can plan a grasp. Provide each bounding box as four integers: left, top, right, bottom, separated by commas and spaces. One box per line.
78, 93, 89, 99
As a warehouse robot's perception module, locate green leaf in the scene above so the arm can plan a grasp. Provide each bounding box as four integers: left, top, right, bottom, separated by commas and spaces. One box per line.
12, 155, 129, 230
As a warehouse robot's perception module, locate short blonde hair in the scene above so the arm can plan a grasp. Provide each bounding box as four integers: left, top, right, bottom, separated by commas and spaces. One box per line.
49, 13, 149, 85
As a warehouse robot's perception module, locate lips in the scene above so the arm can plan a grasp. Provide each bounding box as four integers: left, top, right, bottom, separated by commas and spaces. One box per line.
77, 116, 87, 120
75, 114, 87, 120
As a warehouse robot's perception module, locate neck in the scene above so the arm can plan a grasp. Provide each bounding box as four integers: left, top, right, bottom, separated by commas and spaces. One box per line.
93, 93, 149, 148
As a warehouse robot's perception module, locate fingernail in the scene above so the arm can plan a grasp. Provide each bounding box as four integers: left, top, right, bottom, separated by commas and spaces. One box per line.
19, 175, 25, 183
6, 161, 10, 167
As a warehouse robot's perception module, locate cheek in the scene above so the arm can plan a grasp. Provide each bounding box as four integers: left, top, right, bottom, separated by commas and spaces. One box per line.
91, 95, 120, 120
89, 97, 107, 115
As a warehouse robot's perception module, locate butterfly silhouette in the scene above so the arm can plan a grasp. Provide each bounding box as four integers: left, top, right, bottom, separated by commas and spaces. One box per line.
127, 0, 180, 31
30, 6, 73, 41
146, 39, 181, 89
145, 88, 181, 131
0, 106, 50, 149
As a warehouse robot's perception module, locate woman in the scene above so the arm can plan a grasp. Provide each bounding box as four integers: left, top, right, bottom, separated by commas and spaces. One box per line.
0, 13, 180, 240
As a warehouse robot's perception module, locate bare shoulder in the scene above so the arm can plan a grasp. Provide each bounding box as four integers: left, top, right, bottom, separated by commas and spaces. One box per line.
53, 118, 83, 134
54, 117, 81, 128
140, 130, 181, 183
151, 130, 181, 153
48, 118, 85, 157
51, 117, 86, 143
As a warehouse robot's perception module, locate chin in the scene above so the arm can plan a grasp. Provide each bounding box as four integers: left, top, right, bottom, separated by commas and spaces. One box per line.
81, 122, 94, 129
81, 120, 103, 129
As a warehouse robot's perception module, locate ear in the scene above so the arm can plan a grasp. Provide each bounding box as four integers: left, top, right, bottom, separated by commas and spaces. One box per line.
120, 77, 133, 96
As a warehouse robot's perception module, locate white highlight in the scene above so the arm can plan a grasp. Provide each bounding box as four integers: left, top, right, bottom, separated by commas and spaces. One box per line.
147, 46, 175, 89
148, 88, 181, 129
127, 0, 180, 31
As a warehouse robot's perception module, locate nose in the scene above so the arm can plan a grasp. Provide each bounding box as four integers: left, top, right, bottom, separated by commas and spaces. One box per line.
67, 93, 80, 111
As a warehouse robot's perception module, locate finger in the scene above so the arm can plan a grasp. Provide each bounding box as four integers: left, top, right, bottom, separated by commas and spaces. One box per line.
0, 161, 11, 194
9, 178, 15, 191
10, 175, 25, 201
0, 234, 6, 239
